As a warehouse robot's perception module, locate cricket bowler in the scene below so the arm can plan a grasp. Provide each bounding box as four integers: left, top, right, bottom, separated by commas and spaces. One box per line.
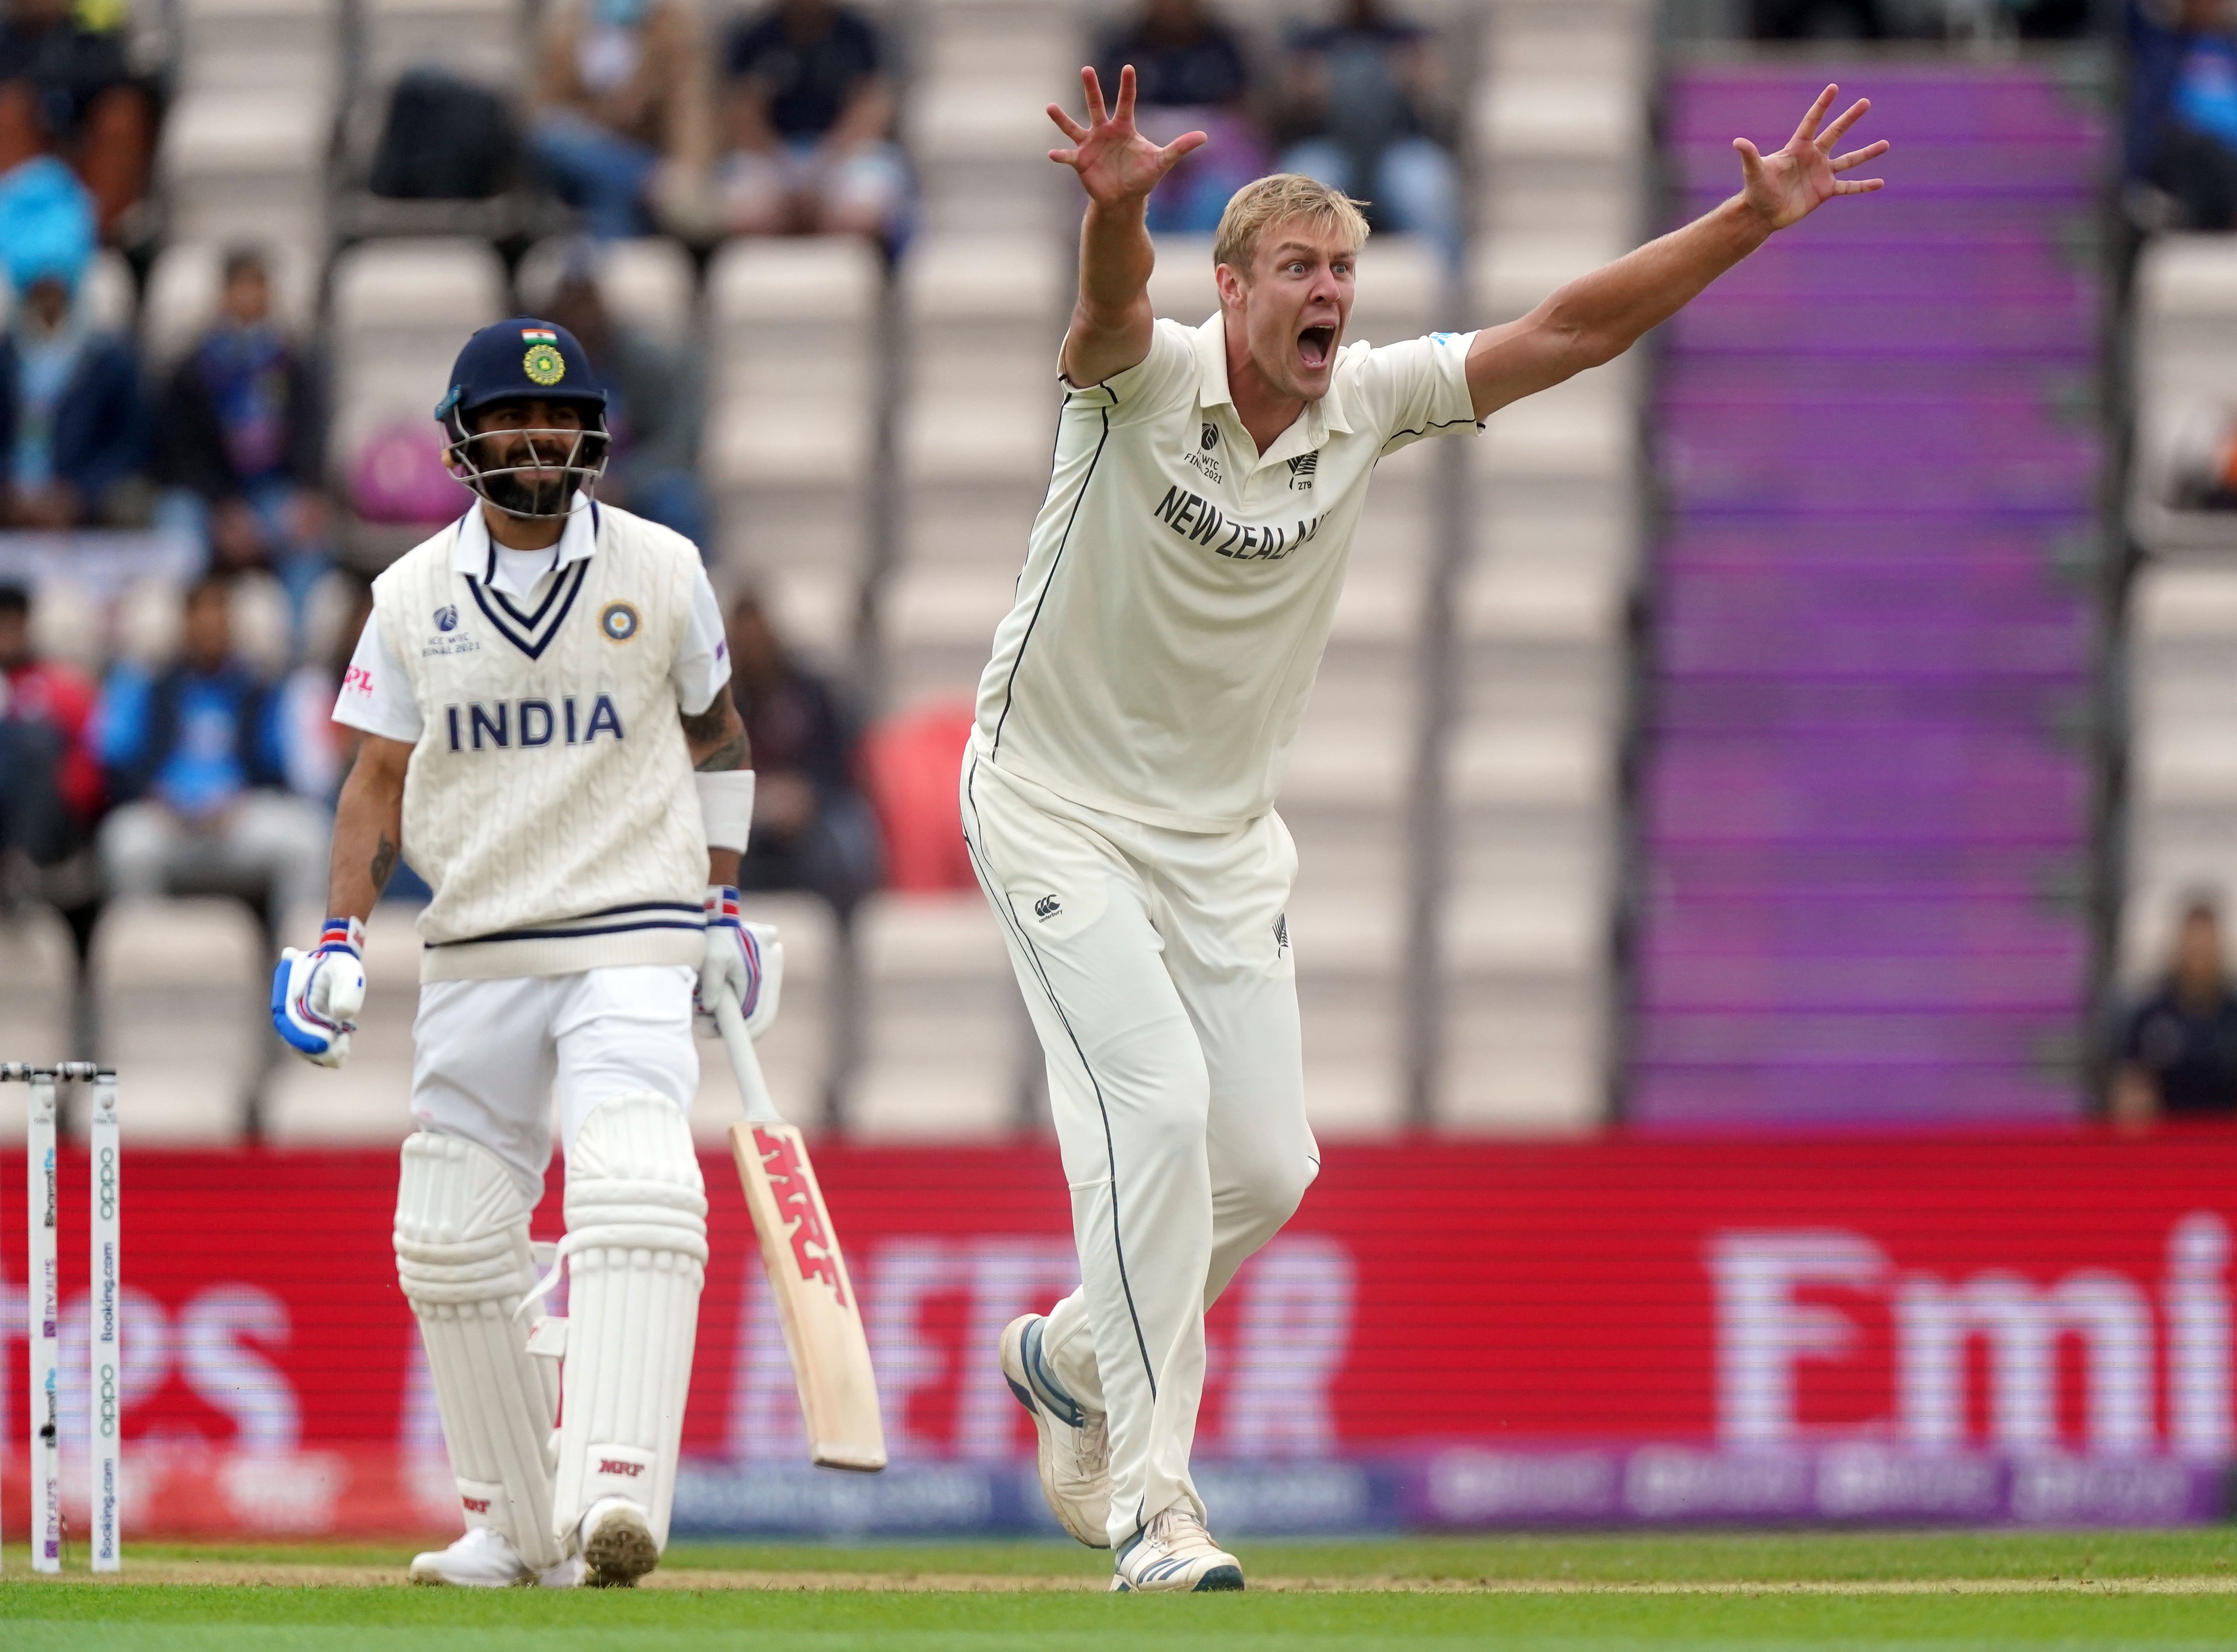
977, 68, 1886, 1590
270, 319, 772, 1587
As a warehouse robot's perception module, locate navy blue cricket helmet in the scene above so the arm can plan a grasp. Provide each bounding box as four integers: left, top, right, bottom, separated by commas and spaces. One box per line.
436, 317, 611, 519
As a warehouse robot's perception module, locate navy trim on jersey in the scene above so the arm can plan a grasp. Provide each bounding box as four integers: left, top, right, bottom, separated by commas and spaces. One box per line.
960, 755, 1159, 1402
1380, 413, 1481, 453
988, 391, 1113, 760
484, 550, 575, 631
466, 558, 590, 660
426, 914, 705, 948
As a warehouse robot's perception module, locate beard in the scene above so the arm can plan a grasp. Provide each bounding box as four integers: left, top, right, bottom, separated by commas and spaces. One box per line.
480, 468, 575, 518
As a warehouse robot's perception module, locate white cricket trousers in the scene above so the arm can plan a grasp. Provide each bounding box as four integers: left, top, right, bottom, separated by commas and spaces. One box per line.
410, 963, 700, 1205
961, 750, 1320, 1547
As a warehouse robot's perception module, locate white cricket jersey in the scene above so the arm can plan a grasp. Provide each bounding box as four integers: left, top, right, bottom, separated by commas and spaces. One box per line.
339, 497, 731, 742
338, 499, 728, 982
973, 312, 1479, 832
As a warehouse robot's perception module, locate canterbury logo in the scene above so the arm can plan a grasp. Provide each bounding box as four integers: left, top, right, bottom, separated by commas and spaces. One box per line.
1034, 894, 1061, 920
597, 1459, 645, 1477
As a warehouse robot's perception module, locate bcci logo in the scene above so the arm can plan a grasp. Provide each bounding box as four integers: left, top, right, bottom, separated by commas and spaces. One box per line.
434, 605, 458, 632
521, 327, 567, 386
599, 601, 641, 643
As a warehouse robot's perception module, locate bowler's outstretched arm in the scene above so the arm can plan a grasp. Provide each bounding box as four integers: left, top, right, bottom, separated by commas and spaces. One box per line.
1048, 64, 1206, 386
1464, 84, 1888, 419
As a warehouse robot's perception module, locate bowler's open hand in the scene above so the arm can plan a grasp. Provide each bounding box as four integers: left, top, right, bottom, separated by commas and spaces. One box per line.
1047, 64, 1206, 207
1734, 84, 1889, 231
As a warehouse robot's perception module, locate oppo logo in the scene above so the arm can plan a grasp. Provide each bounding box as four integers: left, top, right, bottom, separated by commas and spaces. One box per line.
97, 1147, 117, 1219
97, 1363, 118, 1435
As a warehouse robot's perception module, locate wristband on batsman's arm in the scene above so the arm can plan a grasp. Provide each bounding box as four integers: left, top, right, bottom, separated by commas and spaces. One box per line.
695, 769, 756, 854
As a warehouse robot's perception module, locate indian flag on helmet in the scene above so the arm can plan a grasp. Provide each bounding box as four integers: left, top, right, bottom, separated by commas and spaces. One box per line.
521, 327, 558, 344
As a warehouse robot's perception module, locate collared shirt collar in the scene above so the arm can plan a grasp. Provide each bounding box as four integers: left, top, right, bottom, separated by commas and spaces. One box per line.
1189, 311, 1352, 471
452, 494, 599, 594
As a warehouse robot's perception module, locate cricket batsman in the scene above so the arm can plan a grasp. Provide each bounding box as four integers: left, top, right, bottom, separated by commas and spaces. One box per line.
270, 319, 771, 1587
977, 69, 1885, 1590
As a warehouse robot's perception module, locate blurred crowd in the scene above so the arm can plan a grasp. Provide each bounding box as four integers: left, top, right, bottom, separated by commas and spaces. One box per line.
0, 569, 881, 1005
0, 0, 1481, 568
1093, 0, 1462, 260
0, 0, 1469, 967
2131, 0, 2237, 233
1740, 0, 2092, 38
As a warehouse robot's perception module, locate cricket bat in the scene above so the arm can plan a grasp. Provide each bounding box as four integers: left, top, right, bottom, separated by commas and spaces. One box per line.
713, 994, 887, 1472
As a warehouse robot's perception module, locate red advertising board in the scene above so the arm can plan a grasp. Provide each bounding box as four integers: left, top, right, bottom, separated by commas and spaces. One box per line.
4, 1127, 2235, 1538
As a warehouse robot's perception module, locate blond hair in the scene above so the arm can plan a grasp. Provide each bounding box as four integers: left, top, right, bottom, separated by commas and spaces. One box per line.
1211, 174, 1371, 277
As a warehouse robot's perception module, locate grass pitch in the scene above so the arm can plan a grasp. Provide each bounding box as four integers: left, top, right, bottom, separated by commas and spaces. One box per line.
3, 1529, 2236, 1649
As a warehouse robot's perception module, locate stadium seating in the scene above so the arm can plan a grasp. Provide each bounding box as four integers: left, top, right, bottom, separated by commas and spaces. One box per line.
705, 235, 883, 658
908, 0, 1074, 235
2122, 240, 2237, 985
358, 0, 523, 91
176, 0, 340, 100
327, 238, 509, 479
159, 88, 335, 251
1436, 0, 1645, 1129
517, 236, 698, 347
0, 0, 1681, 1145
2127, 561, 2237, 964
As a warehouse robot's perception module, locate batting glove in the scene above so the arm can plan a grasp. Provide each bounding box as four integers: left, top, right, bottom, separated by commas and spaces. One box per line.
696, 886, 782, 1041
272, 917, 367, 1068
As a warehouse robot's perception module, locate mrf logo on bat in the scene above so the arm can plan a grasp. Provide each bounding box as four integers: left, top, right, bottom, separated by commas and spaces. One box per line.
752, 1127, 849, 1307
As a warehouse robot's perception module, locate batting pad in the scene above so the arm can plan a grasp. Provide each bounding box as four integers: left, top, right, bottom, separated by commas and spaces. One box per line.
393, 1132, 566, 1571
551, 1090, 708, 1551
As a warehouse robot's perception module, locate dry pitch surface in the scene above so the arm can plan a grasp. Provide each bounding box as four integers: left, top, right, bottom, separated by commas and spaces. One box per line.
5, 1530, 2237, 1648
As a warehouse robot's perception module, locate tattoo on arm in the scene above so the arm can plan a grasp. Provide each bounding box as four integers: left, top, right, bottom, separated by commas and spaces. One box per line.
694, 731, 749, 773
681, 701, 749, 772
370, 833, 397, 894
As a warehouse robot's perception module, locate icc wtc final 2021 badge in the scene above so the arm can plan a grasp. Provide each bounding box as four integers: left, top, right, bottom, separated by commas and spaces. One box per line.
522, 327, 566, 386
600, 601, 641, 642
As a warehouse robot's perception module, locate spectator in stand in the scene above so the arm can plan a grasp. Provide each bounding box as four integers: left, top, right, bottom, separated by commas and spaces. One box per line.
543, 266, 709, 548
2113, 895, 2237, 1123
0, 579, 100, 900
725, 590, 880, 918
0, 164, 146, 528
530, 0, 714, 240
154, 248, 332, 617
2132, 0, 2237, 230
1275, 0, 1460, 264
1095, 0, 1266, 236
96, 575, 328, 928
719, 0, 909, 243
0, 0, 150, 236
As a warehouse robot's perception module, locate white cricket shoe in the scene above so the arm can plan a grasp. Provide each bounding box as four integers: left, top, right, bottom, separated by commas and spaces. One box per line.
1110, 1505, 1244, 1593
1000, 1313, 1110, 1548
408, 1526, 581, 1588
579, 1497, 660, 1588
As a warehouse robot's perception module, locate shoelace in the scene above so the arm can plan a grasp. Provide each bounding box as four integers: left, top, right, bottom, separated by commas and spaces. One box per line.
1144, 1507, 1220, 1556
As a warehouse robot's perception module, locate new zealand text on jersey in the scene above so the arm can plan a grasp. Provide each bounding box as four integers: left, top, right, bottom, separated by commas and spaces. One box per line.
1153, 485, 1322, 563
